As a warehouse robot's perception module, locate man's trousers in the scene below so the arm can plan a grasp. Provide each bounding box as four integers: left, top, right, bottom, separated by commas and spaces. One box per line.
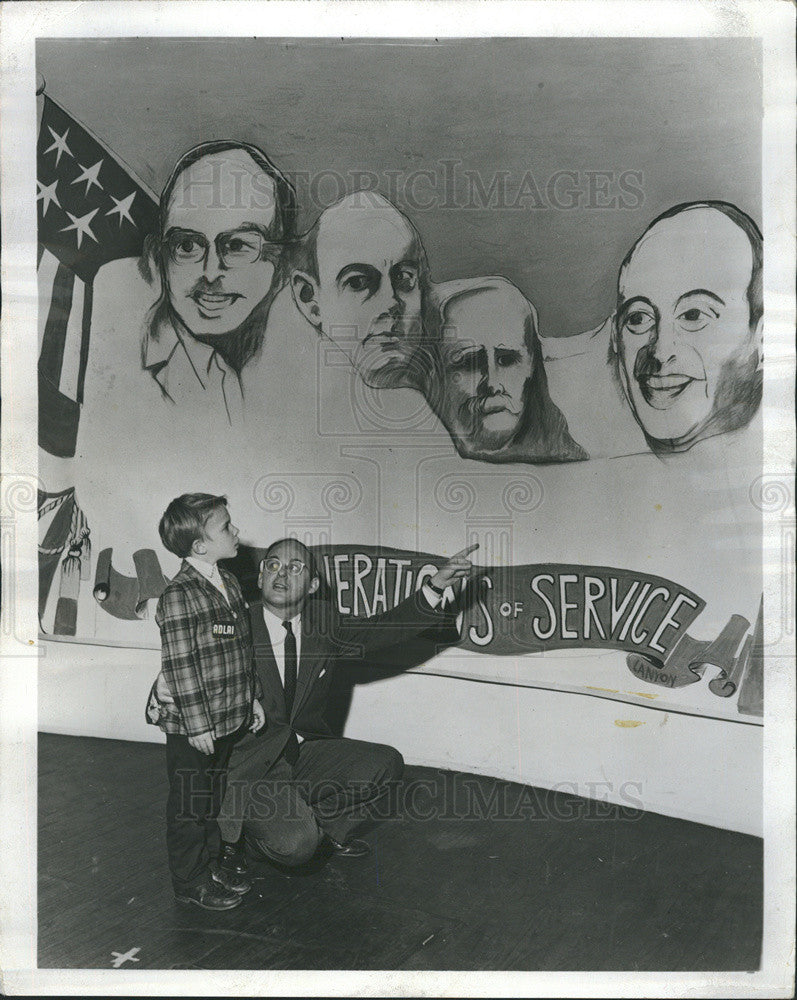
228, 737, 404, 866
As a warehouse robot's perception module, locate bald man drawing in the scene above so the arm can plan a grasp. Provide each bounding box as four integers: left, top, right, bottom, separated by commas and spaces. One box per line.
611, 200, 763, 453
289, 192, 432, 393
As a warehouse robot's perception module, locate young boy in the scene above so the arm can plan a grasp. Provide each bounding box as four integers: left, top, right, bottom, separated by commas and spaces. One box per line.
153, 493, 265, 910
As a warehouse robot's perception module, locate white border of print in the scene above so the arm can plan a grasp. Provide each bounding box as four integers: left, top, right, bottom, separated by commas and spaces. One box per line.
1, 1, 794, 996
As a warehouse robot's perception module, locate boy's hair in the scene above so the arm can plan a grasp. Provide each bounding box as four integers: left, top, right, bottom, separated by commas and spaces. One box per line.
159, 493, 228, 559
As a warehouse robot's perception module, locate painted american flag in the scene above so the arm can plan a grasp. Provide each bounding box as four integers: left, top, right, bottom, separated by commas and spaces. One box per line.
37, 92, 159, 458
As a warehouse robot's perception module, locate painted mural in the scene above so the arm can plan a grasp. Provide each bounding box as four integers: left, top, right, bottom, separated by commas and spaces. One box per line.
36, 38, 764, 721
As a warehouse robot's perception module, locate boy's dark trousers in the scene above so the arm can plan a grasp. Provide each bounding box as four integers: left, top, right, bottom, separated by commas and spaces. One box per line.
165, 727, 243, 892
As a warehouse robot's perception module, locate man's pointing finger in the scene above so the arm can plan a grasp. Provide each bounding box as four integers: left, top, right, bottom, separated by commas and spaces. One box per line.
451, 543, 480, 560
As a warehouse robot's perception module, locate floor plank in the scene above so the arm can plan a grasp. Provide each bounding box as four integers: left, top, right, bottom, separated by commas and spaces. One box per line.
38, 733, 762, 970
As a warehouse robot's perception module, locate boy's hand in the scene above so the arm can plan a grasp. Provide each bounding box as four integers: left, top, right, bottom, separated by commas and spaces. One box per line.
429, 543, 479, 591
250, 699, 266, 733
188, 731, 215, 755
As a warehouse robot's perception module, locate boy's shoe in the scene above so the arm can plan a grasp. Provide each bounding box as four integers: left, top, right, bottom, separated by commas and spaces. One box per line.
211, 863, 251, 895
221, 841, 248, 876
174, 878, 242, 911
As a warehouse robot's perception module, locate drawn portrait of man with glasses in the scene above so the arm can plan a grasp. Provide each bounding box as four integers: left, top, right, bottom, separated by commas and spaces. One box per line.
138, 140, 297, 423
65, 142, 298, 618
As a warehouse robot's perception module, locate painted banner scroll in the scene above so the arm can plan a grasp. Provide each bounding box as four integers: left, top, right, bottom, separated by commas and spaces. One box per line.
77, 541, 763, 714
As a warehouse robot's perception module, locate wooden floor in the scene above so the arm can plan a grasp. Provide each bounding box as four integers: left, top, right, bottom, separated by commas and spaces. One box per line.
38, 733, 762, 971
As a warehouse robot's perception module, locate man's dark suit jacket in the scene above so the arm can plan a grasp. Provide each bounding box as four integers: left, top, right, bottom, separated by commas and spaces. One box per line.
216, 588, 460, 841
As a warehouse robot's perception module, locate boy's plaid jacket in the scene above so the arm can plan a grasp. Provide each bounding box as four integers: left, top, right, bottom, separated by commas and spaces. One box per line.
150, 561, 257, 738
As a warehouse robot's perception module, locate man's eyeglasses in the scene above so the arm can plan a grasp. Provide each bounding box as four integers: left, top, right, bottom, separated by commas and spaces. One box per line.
163, 228, 285, 269
264, 558, 307, 577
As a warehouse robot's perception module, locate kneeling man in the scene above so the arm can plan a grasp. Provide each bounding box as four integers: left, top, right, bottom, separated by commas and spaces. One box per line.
148, 537, 475, 870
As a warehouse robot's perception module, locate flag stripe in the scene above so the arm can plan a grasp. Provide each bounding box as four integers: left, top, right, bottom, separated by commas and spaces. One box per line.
38, 371, 80, 458
59, 275, 86, 401
36, 92, 159, 456
76, 279, 94, 405
39, 263, 75, 384
37, 248, 61, 354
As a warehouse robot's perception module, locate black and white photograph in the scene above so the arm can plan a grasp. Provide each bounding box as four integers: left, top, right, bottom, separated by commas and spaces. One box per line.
0, 1, 794, 995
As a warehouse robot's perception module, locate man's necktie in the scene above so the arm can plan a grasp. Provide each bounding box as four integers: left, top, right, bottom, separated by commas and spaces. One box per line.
282, 620, 298, 716
282, 620, 300, 765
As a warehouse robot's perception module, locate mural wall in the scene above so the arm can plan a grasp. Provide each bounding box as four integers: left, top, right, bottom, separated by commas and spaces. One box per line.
36, 37, 764, 723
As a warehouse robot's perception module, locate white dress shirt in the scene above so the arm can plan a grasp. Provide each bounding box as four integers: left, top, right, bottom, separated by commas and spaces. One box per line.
421, 584, 444, 611
261, 584, 443, 685
260, 585, 442, 740
261, 604, 302, 686
187, 556, 230, 605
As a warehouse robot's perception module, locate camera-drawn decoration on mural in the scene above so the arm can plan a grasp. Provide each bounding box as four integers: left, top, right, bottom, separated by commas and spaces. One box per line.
38, 486, 91, 636
93, 548, 168, 621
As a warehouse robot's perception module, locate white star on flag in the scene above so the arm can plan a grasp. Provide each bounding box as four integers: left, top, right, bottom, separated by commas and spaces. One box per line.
71, 159, 104, 197
44, 126, 73, 167
106, 191, 137, 228
61, 208, 99, 249
37, 179, 61, 217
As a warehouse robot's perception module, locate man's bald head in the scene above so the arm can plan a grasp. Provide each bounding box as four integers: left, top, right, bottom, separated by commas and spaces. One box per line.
259, 537, 321, 614
263, 536, 318, 576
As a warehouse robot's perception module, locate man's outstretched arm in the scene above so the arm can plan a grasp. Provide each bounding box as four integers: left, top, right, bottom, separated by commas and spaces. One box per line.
332, 544, 479, 655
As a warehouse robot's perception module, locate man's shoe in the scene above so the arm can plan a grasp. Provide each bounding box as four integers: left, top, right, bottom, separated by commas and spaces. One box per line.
211, 863, 251, 895
328, 836, 371, 858
174, 880, 242, 910
221, 841, 248, 876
